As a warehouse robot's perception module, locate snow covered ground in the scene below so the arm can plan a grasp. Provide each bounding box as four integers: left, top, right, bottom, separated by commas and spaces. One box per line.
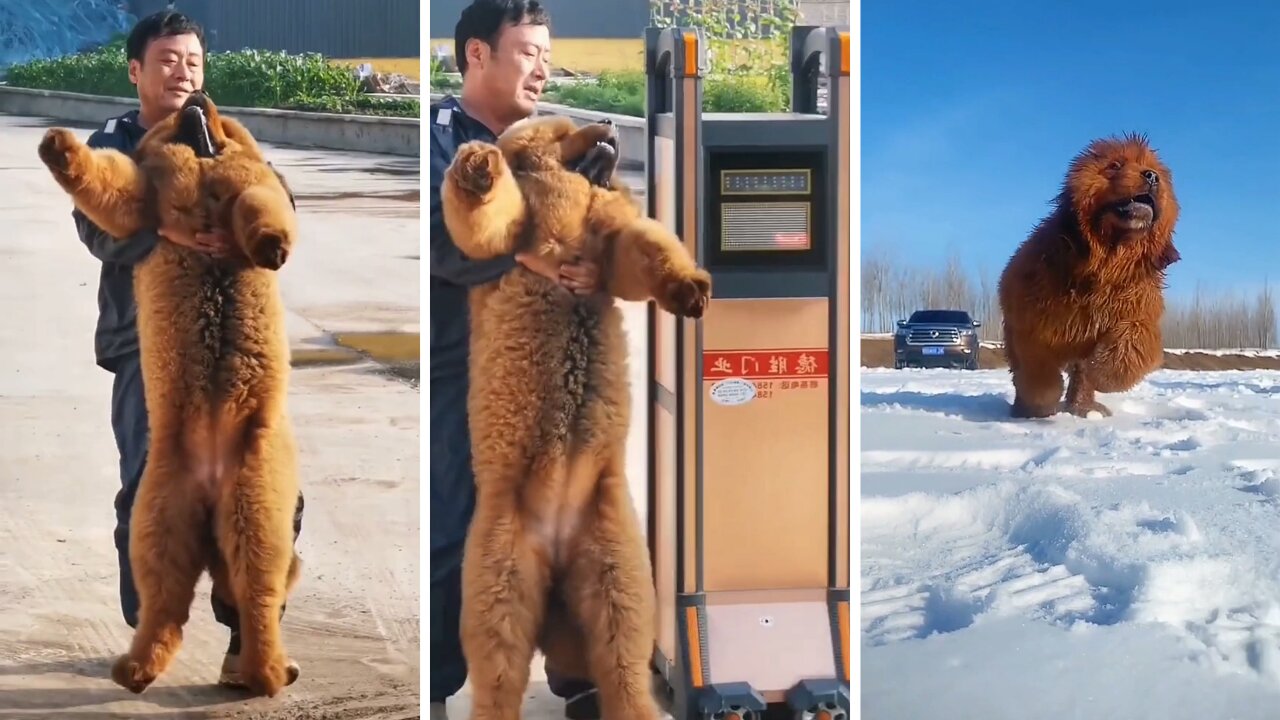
860, 366, 1280, 719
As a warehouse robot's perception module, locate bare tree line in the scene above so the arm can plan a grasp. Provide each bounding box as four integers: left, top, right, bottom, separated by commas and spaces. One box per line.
862, 248, 1278, 350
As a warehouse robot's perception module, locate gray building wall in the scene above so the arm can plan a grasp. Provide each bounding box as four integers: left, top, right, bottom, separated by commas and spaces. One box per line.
128, 0, 419, 57
430, 0, 651, 39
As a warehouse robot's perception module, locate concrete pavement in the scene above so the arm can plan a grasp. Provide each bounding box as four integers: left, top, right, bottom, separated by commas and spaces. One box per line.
0, 112, 419, 718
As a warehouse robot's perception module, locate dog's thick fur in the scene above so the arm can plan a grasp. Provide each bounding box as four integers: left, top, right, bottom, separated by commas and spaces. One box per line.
440, 114, 711, 720
38, 92, 302, 696
998, 133, 1181, 418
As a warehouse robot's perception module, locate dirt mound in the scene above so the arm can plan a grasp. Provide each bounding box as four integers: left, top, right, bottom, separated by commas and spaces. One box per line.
861, 337, 1280, 372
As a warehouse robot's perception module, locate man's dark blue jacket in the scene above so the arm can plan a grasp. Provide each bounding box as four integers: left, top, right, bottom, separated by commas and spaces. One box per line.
428, 95, 518, 381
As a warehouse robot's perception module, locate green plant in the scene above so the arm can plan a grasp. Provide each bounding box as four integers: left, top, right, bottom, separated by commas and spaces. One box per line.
545, 72, 646, 117
5, 45, 417, 117
204, 49, 359, 109
6, 46, 136, 98
541, 70, 785, 117
649, 0, 798, 112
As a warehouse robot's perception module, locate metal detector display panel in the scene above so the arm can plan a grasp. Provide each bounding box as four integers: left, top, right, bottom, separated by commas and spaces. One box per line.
721, 200, 810, 252
708, 150, 827, 268
721, 169, 811, 195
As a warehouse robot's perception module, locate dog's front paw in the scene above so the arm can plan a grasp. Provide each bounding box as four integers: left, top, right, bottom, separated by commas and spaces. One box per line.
248, 231, 290, 270
38, 128, 83, 180
1065, 399, 1112, 418
452, 142, 504, 197
242, 653, 294, 697
111, 654, 156, 694
662, 268, 711, 318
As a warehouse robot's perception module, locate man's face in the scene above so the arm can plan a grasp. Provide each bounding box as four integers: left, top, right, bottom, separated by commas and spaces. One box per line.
468, 22, 550, 121
129, 32, 205, 120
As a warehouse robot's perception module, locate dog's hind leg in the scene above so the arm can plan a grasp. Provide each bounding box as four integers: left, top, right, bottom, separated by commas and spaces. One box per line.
1064, 363, 1112, 418
461, 478, 553, 720
559, 451, 661, 720
216, 419, 299, 698
111, 444, 207, 694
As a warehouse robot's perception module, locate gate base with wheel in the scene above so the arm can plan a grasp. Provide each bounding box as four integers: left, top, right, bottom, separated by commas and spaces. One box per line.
642, 24, 852, 720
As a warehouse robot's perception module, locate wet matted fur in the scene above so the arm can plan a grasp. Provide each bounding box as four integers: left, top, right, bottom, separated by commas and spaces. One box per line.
997, 133, 1181, 418
441, 114, 712, 720
38, 91, 302, 697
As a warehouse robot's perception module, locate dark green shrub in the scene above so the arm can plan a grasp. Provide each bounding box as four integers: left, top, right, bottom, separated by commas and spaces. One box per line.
534, 0, 800, 118
6, 46, 135, 98
540, 69, 786, 117
6, 45, 415, 118
203, 49, 359, 109
546, 71, 646, 117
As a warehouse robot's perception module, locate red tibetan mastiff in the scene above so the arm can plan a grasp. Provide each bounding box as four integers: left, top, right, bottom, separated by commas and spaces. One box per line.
997, 133, 1181, 418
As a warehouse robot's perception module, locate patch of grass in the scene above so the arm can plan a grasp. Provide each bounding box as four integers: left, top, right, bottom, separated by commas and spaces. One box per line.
516, 0, 802, 117
6, 46, 417, 118
545, 72, 646, 117
538, 68, 789, 117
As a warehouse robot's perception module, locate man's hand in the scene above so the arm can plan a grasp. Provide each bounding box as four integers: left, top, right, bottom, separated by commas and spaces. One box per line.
159, 225, 233, 258
559, 257, 600, 296
514, 252, 602, 296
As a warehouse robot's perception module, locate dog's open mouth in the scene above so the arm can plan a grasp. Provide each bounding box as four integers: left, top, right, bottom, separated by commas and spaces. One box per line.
176, 99, 218, 159
1113, 193, 1156, 226
175, 90, 217, 156
596, 118, 618, 151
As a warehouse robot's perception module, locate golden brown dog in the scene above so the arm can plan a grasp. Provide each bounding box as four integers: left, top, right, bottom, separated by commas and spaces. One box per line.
38, 91, 302, 696
998, 133, 1181, 418
441, 114, 711, 720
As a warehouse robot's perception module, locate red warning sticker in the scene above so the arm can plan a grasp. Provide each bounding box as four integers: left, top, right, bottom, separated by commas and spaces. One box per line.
702, 349, 829, 381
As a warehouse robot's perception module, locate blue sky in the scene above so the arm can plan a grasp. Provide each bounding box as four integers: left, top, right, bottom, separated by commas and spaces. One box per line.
861, 1, 1280, 300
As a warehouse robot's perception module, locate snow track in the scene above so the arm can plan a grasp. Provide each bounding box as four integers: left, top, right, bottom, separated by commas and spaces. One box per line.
861, 368, 1280, 719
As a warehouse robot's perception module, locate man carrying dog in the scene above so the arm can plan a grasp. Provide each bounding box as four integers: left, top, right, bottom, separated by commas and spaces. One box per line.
430, 1, 617, 718
71, 9, 305, 689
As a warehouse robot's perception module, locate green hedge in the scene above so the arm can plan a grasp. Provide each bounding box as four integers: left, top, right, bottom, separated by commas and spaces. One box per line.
5, 45, 419, 118
540, 70, 790, 117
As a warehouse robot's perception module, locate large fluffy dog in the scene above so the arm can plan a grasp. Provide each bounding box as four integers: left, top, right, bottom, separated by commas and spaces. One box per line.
998, 133, 1181, 418
440, 114, 711, 720
38, 92, 302, 696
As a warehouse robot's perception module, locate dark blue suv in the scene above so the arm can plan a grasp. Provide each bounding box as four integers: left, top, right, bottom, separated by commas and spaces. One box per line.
893, 309, 982, 370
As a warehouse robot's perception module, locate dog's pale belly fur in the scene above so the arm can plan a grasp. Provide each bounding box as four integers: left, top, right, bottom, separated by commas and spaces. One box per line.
135, 241, 290, 505
466, 267, 633, 565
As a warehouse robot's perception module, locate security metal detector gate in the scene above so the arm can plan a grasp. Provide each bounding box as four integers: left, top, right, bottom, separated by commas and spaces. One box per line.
643, 24, 851, 720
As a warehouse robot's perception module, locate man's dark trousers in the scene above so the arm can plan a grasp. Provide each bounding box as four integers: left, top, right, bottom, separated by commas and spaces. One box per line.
110, 350, 305, 641
430, 369, 474, 702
